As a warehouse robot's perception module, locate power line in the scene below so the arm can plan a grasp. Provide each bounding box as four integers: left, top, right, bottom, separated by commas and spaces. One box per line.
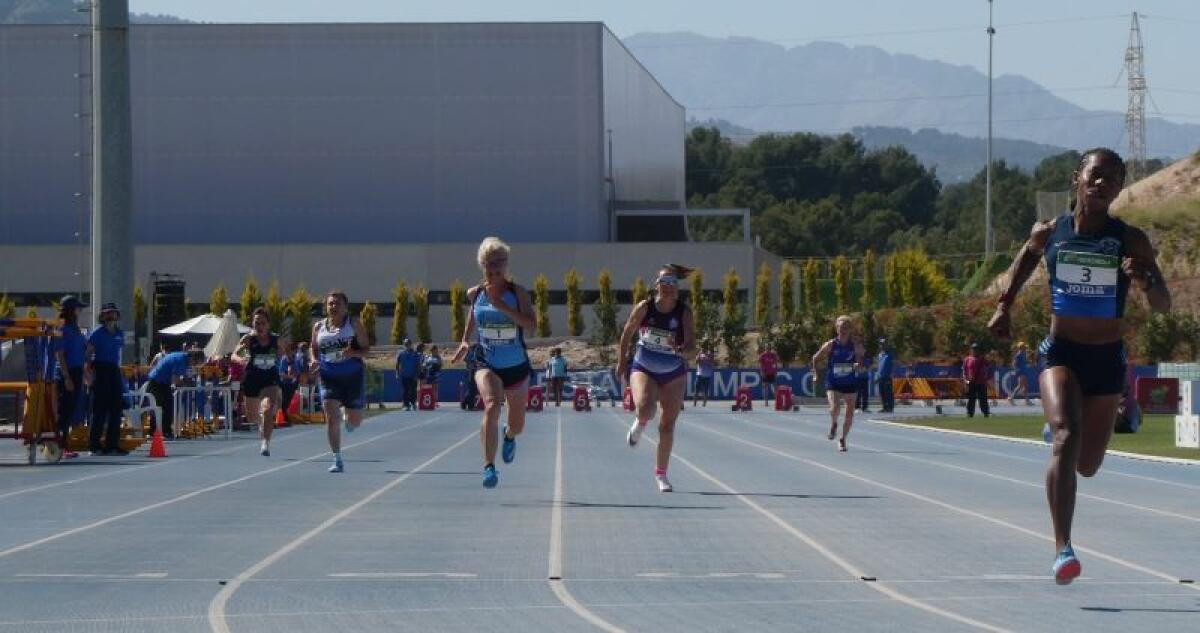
686, 84, 1122, 111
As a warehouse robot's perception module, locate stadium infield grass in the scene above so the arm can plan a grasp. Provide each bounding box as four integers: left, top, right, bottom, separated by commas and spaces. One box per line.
891, 413, 1200, 461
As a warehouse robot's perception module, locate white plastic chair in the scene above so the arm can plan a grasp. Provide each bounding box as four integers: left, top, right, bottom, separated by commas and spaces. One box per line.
123, 382, 161, 438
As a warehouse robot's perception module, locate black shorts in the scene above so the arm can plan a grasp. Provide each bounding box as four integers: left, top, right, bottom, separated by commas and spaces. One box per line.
242, 373, 280, 398
762, 373, 778, 385
1043, 336, 1126, 396
319, 370, 365, 409
480, 362, 532, 390
827, 385, 858, 395
694, 375, 712, 392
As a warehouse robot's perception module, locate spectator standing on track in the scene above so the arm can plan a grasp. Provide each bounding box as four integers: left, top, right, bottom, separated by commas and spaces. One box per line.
423, 345, 442, 386
546, 347, 568, 407
52, 295, 87, 459
757, 343, 779, 407
962, 343, 991, 418
84, 303, 127, 456
876, 339, 895, 413
693, 345, 715, 408
395, 338, 421, 411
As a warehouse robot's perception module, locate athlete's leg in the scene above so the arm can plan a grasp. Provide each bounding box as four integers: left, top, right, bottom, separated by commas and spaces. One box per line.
1040, 366, 1084, 550
655, 374, 686, 472
476, 369, 505, 465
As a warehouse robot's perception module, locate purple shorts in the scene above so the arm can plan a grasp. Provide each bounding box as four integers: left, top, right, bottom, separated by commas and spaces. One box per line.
631, 361, 688, 386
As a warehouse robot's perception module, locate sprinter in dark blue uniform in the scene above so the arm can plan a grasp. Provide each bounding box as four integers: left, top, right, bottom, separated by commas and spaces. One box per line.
989, 148, 1171, 585
812, 315, 865, 453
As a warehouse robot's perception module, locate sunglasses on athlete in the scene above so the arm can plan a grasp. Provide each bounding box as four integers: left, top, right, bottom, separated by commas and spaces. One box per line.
655, 275, 678, 287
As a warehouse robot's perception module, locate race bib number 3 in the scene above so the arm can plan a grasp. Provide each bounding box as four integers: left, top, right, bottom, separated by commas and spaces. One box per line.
639, 327, 676, 354
1056, 251, 1118, 295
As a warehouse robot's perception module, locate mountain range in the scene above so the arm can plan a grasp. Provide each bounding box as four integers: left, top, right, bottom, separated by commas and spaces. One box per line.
628, 32, 1200, 159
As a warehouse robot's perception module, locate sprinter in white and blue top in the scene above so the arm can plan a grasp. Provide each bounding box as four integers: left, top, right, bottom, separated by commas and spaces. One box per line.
454, 237, 537, 489
812, 315, 865, 453
310, 291, 370, 474
988, 148, 1170, 586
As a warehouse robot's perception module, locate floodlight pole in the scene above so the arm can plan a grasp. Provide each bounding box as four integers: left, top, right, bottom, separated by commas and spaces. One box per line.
985, 0, 995, 259
91, 0, 133, 331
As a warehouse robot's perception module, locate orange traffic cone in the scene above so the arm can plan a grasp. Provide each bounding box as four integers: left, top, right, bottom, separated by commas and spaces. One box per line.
275, 409, 287, 428
148, 429, 168, 458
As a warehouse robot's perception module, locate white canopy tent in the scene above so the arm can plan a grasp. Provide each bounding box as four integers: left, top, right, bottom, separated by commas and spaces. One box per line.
158, 313, 251, 337
203, 310, 245, 360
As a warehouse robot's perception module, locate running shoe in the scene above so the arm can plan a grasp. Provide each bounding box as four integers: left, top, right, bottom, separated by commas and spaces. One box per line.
627, 420, 646, 447
328, 456, 344, 473
502, 427, 516, 464
1042, 422, 1053, 444
344, 420, 355, 434
655, 473, 673, 493
1052, 544, 1081, 585
827, 423, 837, 441
62, 449, 79, 460
838, 438, 848, 452
482, 464, 499, 489
260, 441, 270, 457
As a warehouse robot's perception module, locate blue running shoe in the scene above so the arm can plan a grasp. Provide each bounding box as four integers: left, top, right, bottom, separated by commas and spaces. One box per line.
344, 420, 355, 434
328, 456, 344, 473
1042, 422, 1053, 444
502, 428, 516, 464
1052, 544, 1081, 585
482, 464, 499, 488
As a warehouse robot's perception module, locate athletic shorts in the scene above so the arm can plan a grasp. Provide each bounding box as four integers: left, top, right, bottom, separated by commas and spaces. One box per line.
631, 360, 688, 386
762, 373, 778, 384
1043, 336, 1126, 396
827, 384, 858, 395
319, 370, 365, 410
242, 373, 280, 398
480, 362, 531, 390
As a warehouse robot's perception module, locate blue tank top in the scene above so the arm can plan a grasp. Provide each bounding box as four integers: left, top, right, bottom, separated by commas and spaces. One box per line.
825, 338, 858, 389
632, 299, 687, 374
315, 316, 363, 376
1044, 212, 1129, 318
472, 286, 528, 370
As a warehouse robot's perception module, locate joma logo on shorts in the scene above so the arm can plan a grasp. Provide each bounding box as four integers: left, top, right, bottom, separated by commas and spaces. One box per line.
1068, 284, 1107, 295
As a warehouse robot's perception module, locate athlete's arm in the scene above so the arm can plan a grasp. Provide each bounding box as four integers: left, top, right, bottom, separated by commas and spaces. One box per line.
989, 218, 1055, 339
810, 340, 832, 372
232, 336, 252, 365
616, 301, 650, 374
309, 323, 320, 369
1123, 226, 1171, 314
348, 318, 370, 357
854, 342, 866, 370
510, 285, 537, 331
452, 287, 480, 363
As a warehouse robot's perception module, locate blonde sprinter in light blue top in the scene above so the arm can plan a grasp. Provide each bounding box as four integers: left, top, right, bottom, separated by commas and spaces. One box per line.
453, 237, 537, 489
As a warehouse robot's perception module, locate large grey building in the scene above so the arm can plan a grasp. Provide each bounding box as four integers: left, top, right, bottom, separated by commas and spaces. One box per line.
1, 22, 684, 245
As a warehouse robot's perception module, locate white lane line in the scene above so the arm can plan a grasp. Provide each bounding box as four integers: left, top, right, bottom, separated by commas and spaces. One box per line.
326, 572, 477, 578
14, 572, 168, 579
689, 419, 1200, 594
0, 426, 323, 501
0, 415, 447, 562
737, 415, 1200, 525
548, 409, 626, 633
207, 428, 476, 633
603, 410, 1010, 633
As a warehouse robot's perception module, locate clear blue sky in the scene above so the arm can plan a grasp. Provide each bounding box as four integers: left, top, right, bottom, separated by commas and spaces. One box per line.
132, 1, 1199, 126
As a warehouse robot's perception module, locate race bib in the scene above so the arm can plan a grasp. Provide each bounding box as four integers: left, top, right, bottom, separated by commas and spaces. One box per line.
320, 349, 345, 363
832, 363, 854, 376
1053, 250, 1119, 317
479, 325, 518, 343
252, 354, 276, 370
639, 327, 676, 354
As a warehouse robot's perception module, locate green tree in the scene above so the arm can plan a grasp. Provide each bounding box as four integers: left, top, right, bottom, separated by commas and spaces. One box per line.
132, 285, 147, 338
689, 267, 706, 325
287, 286, 313, 343
861, 250, 876, 310
239, 275, 262, 324
0, 294, 14, 319
413, 286, 431, 343
779, 262, 795, 323
893, 249, 953, 306
686, 126, 734, 199
25, 306, 38, 319
632, 276, 648, 306
264, 280, 287, 333
592, 269, 618, 346
754, 262, 772, 328
884, 255, 902, 308
888, 308, 936, 359
833, 255, 850, 313
564, 268, 583, 336
936, 297, 972, 358
390, 282, 409, 344
803, 258, 820, 314
359, 301, 378, 346
210, 283, 229, 316
533, 274, 551, 337
449, 280, 466, 342
720, 268, 747, 367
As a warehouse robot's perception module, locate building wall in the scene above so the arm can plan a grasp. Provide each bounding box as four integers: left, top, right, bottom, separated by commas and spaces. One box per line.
601, 27, 685, 208
0, 23, 689, 245
0, 241, 779, 341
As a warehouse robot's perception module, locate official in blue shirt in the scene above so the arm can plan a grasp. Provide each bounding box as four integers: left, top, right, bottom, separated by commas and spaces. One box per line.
394, 339, 421, 410
85, 303, 127, 455
875, 339, 895, 413
53, 296, 88, 458
147, 347, 201, 438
